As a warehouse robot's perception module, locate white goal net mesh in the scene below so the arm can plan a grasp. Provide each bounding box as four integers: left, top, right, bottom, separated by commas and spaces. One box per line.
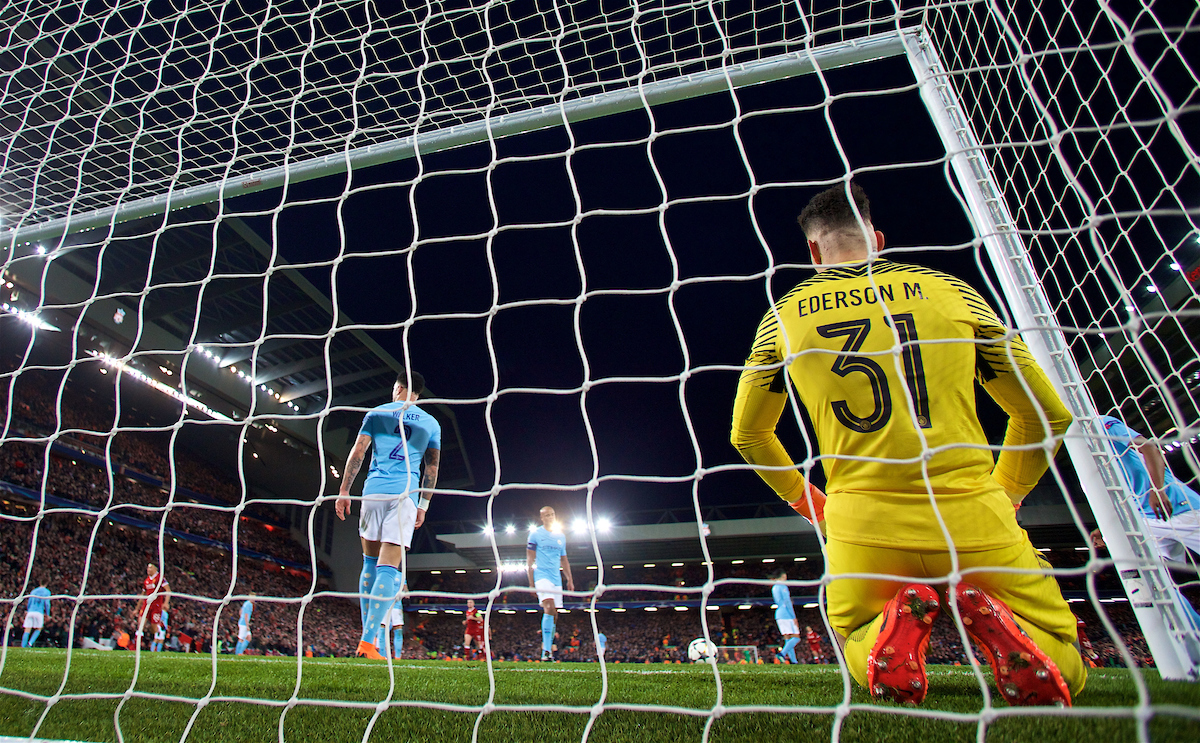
1, 0, 1197, 741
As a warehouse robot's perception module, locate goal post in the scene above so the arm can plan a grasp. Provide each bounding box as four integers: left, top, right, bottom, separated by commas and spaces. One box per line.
904, 26, 1200, 679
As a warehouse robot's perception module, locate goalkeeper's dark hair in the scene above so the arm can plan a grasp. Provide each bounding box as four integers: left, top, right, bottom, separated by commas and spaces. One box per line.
797, 181, 872, 237
396, 368, 425, 397
769, 567, 789, 581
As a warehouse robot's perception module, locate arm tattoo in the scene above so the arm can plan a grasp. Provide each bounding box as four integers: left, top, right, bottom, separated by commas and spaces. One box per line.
422, 448, 440, 492
342, 450, 365, 486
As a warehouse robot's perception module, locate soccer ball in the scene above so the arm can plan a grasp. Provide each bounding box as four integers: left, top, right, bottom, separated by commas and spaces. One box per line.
687, 637, 717, 661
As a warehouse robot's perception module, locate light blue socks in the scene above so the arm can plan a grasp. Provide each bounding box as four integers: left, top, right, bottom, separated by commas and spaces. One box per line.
359, 555, 379, 631
782, 637, 800, 663
361, 565, 399, 646
541, 613, 555, 654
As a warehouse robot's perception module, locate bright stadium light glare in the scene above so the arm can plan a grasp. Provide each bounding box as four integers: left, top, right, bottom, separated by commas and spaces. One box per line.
86, 350, 230, 421
596, 518, 612, 532
674, 606, 688, 611
611, 564, 624, 569
803, 603, 818, 609
737, 604, 752, 610
505, 524, 516, 535
762, 558, 775, 563
644, 607, 658, 612
731, 559, 744, 565
525, 609, 539, 613
643, 563, 655, 568
35, 245, 46, 255
793, 557, 807, 562
527, 523, 537, 533
671, 562, 683, 567
1, 303, 59, 331
706, 605, 719, 611
571, 519, 587, 535
612, 608, 626, 613
481, 525, 494, 535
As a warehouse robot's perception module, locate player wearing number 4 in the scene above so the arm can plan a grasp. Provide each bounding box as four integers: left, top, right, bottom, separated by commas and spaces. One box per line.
337, 370, 441, 660
732, 183, 1085, 705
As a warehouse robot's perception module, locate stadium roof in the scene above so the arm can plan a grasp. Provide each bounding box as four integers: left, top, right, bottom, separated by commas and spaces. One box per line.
1, 206, 473, 489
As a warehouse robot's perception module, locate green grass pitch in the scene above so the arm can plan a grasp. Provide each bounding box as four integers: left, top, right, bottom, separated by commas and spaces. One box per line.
1, 650, 1197, 742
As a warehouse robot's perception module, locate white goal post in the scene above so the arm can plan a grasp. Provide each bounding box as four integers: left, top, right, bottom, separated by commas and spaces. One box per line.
903, 29, 1200, 681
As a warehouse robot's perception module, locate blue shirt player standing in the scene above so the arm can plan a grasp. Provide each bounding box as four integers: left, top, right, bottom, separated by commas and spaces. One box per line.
22, 583, 51, 648
771, 570, 801, 663
236, 594, 255, 655
337, 369, 441, 660
526, 506, 574, 661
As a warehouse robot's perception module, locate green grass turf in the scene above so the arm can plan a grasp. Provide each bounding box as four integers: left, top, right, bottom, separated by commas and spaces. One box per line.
1, 650, 1197, 742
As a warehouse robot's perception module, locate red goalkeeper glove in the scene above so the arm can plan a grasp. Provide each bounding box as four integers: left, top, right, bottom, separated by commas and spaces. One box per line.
788, 483, 826, 526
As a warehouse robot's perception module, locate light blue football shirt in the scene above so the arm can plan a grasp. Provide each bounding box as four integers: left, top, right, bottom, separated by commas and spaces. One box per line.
772, 583, 795, 621
1101, 416, 1200, 517
240, 600, 253, 626
359, 402, 442, 505
28, 586, 51, 615
527, 526, 567, 585
596, 632, 606, 650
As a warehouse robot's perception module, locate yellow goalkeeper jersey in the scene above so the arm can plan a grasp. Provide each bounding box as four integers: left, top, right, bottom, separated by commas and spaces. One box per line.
731, 260, 1071, 551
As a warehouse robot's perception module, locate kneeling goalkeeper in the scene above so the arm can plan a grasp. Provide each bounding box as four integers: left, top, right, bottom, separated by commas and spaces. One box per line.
730, 183, 1085, 706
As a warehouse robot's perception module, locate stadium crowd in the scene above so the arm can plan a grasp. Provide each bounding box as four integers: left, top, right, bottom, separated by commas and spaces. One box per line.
1, 371, 313, 564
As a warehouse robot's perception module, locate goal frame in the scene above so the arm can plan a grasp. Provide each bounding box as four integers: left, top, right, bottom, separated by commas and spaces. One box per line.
903, 29, 1200, 680
2, 12, 1193, 682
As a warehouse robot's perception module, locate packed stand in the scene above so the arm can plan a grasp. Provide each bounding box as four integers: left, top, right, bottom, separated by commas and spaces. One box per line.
0, 501, 358, 657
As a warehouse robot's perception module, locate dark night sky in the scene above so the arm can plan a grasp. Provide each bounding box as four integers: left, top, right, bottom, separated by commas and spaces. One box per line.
227, 55, 1007, 525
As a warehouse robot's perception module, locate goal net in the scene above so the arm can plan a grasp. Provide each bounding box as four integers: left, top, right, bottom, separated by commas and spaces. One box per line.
1, 0, 1197, 741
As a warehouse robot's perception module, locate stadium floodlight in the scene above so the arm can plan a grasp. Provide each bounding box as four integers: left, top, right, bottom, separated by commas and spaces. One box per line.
731, 560, 744, 565
644, 607, 658, 612
793, 557, 807, 562
527, 524, 537, 533
86, 350, 231, 421
737, 605, 752, 610
706, 606, 719, 611
611, 608, 626, 613
504, 524, 516, 535
674, 606, 688, 612
596, 518, 612, 533
611, 565, 624, 569
571, 519, 587, 535
525, 609, 539, 614
454, 570, 466, 574
1, 303, 58, 331
671, 562, 683, 567
762, 558, 775, 563
34, 245, 45, 255
803, 603, 819, 609
643, 563, 655, 568
481, 525, 494, 536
